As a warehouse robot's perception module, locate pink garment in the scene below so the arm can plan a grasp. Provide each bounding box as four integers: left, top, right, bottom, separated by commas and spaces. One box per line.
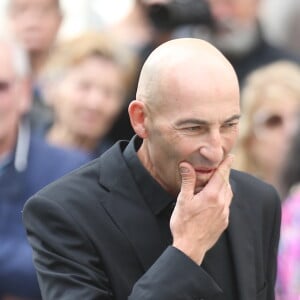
276, 189, 300, 299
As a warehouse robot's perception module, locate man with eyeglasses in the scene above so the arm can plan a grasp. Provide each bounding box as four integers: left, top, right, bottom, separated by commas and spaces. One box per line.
0, 35, 88, 300
7, 0, 63, 131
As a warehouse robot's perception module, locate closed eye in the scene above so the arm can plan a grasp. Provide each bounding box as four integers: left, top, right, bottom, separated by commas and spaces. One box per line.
181, 126, 208, 134
221, 122, 239, 130
223, 122, 238, 127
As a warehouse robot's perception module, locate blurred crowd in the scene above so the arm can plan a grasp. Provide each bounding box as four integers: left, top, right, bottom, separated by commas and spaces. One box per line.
0, 0, 300, 299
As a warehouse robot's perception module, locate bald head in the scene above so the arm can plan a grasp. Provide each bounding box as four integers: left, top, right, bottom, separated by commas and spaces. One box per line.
136, 38, 239, 111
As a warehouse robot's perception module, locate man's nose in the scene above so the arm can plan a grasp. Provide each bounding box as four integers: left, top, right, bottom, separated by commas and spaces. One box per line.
199, 130, 224, 164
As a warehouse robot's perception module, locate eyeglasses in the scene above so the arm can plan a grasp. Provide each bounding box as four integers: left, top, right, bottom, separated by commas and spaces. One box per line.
253, 111, 299, 139
255, 113, 285, 129
0, 81, 13, 93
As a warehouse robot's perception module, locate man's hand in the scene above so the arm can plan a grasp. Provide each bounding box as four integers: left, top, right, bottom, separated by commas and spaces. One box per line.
170, 155, 234, 265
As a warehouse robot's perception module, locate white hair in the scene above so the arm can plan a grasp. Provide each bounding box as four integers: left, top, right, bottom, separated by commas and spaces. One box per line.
0, 33, 30, 78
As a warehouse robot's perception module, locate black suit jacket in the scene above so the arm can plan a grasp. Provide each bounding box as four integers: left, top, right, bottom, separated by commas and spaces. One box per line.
23, 140, 281, 300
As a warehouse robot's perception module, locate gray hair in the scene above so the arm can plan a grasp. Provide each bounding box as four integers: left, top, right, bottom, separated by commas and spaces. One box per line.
0, 34, 30, 78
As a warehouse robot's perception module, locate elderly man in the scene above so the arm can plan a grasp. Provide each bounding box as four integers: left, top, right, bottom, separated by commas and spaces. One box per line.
23, 38, 281, 300
7, 0, 63, 130
0, 36, 88, 299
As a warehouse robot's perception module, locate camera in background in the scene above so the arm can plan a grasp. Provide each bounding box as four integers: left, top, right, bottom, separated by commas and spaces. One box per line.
146, 0, 214, 30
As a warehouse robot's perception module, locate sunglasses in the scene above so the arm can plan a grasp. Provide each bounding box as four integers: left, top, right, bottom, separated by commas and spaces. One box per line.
253, 111, 299, 138
254, 113, 285, 129
0, 81, 12, 92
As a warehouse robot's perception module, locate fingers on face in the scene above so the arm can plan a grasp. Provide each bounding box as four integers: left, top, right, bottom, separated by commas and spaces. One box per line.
200, 155, 234, 213
207, 154, 234, 190
178, 161, 196, 201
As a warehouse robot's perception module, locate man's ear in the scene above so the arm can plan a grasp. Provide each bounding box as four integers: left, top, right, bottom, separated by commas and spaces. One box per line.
128, 100, 148, 138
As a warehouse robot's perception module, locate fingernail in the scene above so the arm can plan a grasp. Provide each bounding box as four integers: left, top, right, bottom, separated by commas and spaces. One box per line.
179, 166, 189, 174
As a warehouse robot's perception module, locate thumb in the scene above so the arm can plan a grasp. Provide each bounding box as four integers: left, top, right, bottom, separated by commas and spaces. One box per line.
178, 162, 196, 199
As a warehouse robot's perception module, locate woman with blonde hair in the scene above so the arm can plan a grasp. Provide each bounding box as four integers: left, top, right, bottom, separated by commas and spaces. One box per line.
234, 61, 300, 194
40, 31, 136, 158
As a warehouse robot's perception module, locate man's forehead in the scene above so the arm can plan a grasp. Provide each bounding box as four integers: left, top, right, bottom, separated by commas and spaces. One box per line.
155, 92, 240, 123
174, 114, 241, 127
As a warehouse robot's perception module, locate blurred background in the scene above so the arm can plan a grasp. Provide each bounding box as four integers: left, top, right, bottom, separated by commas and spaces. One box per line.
0, 0, 135, 38
0, 0, 297, 47
1, 0, 300, 299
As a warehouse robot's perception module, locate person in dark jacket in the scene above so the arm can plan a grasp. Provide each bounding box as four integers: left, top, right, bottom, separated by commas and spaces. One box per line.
174, 0, 300, 85
0, 34, 89, 300
23, 38, 281, 300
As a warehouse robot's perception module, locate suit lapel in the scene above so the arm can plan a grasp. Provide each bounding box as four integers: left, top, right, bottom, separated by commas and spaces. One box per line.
228, 177, 256, 300
98, 143, 167, 271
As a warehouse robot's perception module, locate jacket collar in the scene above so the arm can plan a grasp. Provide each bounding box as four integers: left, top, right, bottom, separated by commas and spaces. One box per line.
228, 176, 256, 300
98, 140, 168, 271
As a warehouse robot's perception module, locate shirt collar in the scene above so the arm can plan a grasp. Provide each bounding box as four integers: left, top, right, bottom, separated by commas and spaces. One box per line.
123, 136, 175, 215
14, 117, 31, 172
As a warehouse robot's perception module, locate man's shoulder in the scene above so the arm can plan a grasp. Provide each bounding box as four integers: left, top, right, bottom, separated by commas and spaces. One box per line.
23, 159, 107, 226
26, 141, 129, 209
230, 168, 272, 189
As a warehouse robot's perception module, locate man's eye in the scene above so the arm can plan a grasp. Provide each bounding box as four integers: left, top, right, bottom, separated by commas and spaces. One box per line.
185, 126, 201, 131
222, 122, 238, 128
182, 126, 205, 133
187, 126, 200, 131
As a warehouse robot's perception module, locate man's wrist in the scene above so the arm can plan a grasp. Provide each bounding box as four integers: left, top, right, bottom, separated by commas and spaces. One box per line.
172, 242, 206, 265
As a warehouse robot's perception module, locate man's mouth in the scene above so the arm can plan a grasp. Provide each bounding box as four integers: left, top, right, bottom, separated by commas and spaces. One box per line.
194, 168, 216, 174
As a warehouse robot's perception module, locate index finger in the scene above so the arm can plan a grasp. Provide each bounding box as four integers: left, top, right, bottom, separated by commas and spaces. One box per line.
206, 154, 234, 190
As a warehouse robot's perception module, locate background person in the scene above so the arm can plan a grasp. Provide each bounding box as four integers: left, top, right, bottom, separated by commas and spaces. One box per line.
7, 0, 63, 131
233, 61, 300, 195
40, 31, 136, 158
0, 35, 88, 300
276, 119, 300, 298
173, 0, 300, 85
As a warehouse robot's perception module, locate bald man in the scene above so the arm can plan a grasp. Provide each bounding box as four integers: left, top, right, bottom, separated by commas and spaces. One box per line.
23, 38, 281, 300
